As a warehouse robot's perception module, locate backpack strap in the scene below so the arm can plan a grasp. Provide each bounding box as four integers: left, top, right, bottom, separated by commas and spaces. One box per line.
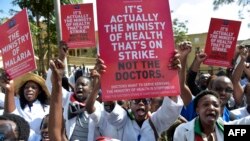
148, 117, 159, 141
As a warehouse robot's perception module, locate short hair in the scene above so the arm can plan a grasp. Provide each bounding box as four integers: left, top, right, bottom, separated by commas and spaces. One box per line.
0, 113, 30, 141
193, 90, 220, 109
40, 114, 49, 130
199, 73, 210, 80
216, 70, 227, 76
74, 68, 91, 83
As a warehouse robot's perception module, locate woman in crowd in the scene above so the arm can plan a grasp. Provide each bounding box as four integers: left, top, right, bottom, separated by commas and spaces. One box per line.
0, 113, 30, 141
0, 70, 50, 141
174, 90, 250, 141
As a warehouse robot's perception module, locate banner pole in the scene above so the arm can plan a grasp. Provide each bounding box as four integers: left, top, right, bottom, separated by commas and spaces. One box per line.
53, 0, 69, 77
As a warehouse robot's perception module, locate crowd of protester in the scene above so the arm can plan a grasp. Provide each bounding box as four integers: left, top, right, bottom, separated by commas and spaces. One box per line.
0, 40, 250, 141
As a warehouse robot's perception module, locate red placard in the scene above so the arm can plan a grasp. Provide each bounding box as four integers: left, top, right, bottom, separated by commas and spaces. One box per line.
204, 18, 241, 68
61, 4, 96, 48
0, 9, 36, 79
97, 0, 180, 101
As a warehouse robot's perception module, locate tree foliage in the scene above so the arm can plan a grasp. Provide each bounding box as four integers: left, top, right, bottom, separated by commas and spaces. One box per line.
9, 0, 82, 74
173, 18, 189, 45
213, 0, 250, 27
213, 0, 236, 10
213, 0, 250, 10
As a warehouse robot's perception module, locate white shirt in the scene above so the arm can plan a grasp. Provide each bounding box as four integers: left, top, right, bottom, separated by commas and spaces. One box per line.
0, 92, 48, 141
12, 98, 50, 141
0, 92, 5, 108
231, 106, 250, 118
174, 115, 250, 141
46, 68, 102, 141
91, 96, 183, 141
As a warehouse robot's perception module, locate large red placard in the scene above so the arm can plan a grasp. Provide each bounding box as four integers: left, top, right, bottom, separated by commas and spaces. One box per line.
0, 9, 36, 79
97, 0, 180, 101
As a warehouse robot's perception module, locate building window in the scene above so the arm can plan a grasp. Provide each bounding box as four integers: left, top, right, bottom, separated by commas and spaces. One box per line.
77, 49, 80, 56
194, 37, 200, 43
69, 50, 75, 56
81, 49, 88, 55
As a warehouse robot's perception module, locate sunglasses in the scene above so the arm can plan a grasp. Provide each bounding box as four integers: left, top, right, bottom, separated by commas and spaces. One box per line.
131, 98, 151, 105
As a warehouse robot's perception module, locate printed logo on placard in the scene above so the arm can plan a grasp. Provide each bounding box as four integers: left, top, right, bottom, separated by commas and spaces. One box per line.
8, 19, 16, 28
74, 4, 80, 9
223, 20, 229, 26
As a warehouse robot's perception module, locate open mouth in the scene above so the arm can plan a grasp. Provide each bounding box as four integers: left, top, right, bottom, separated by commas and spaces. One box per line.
42, 132, 49, 141
206, 112, 217, 120
25, 93, 34, 98
136, 108, 146, 116
76, 89, 85, 96
219, 96, 226, 100
76, 91, 83, 95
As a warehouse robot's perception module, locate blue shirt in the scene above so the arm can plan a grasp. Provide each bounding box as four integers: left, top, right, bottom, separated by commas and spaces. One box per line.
181, 100, 231, 122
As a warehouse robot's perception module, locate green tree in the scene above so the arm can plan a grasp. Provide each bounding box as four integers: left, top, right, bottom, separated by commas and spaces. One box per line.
213, 0, 250, 21
213, 0, 249, 10
7, 0, 188, 72
11, 0, 52, 74
10, 0, 83, 74
0, 10, 5, 24
173, 18, 189, 45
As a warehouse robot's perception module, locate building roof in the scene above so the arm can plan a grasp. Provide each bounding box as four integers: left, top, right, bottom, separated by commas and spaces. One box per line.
240, 38, 250, 45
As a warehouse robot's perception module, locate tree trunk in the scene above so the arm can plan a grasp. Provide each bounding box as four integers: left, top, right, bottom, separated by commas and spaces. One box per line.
36, 13, 44, 74
47, 11, 51, 70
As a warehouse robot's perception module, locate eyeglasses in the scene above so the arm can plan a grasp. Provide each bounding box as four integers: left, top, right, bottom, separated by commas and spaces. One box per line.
132, 99, 151, 105
214, 87, 233, 94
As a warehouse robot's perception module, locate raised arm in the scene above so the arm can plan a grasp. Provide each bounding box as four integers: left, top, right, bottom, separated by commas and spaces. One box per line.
0, 69, 15, 113
150, 50, 184, 134
47, 41, 71, 141
177, 41, 193, 106
46, 41, 68, 94
48, 59, 66, 141
85, 57, 104, 114
186, 49, 207, 95
231, 47, 248, 106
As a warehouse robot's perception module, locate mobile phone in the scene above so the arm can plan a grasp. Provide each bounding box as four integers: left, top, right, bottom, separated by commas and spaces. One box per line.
232, 55, 241, 74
